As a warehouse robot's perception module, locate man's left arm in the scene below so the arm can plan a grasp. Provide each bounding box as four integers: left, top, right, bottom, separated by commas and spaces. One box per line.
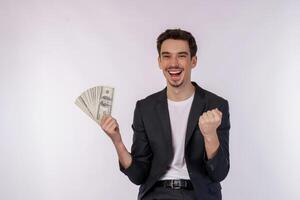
199, 100, 230, 182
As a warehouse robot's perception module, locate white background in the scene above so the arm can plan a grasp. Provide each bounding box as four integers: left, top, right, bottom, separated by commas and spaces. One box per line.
0, 0, 299, 199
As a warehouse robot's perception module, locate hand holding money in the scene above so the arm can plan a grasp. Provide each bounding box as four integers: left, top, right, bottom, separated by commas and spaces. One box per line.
75, 85, 132, 169
100, 115, 122, 143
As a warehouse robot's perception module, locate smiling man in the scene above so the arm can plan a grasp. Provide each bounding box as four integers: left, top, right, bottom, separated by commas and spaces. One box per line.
100, 29, 231, 200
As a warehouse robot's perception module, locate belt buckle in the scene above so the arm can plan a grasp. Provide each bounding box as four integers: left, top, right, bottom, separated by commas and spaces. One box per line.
170, 180, 181, 190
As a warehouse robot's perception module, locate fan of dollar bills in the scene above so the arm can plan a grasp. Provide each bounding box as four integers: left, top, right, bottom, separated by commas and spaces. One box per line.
75, 86, 114, 124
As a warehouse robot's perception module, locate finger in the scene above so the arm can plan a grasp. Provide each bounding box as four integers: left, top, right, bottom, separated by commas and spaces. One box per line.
215, 108, 222, 116
200, 112, 206, 120
109, 123, 118, 132
100, 116, 107, 125
199, 115, 204, 124
106, 119, 117, 131
101, 115, 111, 125
212, 110, 222, 122
203, 112, 210, 122
206, 111, 215, 121
198, 114, 203, 121
102, 116, 114, 129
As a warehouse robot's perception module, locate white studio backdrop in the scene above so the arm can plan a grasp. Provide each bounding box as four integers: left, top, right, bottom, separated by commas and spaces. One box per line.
0, 0, 299, 199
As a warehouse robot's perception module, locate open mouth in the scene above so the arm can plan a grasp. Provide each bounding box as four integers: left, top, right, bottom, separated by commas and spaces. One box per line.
167, 68, 183, 80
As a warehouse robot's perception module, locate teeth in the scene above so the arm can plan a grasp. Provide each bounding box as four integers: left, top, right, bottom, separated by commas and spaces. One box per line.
168, 70, 182, 75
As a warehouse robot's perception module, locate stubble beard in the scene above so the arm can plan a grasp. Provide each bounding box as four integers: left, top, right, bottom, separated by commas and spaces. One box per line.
168, 78, 184, 88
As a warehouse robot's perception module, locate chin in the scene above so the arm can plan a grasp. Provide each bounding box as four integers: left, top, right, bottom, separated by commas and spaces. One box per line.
168, 79, 184, 88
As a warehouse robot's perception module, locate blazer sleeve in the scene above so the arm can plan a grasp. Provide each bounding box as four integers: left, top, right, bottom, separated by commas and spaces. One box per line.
204, 100, 230, 182
119, 100, 153, 185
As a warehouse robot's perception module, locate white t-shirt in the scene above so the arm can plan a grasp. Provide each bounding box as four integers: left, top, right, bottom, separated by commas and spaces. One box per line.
160, 93, 194, 180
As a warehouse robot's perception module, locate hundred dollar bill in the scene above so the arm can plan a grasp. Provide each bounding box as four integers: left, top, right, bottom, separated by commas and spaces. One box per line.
75, 86, 114, 124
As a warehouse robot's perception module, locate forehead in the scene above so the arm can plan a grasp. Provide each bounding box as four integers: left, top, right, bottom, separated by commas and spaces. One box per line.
160, 39, 190, 54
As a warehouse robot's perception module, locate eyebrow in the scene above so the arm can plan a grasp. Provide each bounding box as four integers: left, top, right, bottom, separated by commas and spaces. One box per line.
161, 52, 171, 55
178, 51, 189, 55
161, 51, 189, 55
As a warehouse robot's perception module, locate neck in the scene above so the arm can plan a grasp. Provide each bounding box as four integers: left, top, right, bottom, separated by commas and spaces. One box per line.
167, 81, 195, 101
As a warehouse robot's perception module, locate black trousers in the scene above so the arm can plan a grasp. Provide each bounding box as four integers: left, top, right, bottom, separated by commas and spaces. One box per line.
142, 185, 197, 200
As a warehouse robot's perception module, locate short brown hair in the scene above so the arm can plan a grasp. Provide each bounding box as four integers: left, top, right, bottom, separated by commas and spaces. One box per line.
156, 29, 198, 58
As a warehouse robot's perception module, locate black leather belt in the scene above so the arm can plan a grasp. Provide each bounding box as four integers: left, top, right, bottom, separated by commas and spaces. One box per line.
154, 179, 194, 190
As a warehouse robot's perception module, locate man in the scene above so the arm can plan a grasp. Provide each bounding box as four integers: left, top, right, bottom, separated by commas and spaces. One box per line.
100, 29, 230, 200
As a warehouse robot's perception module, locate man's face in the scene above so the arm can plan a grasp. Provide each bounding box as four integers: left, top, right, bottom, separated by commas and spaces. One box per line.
158, 39, 197, 88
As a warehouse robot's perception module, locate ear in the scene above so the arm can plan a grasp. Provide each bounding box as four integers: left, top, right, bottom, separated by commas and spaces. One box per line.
191, 56, 197, 69
158, 56, 163, 69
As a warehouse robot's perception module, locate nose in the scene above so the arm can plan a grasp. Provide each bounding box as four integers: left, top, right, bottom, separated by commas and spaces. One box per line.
170, 56, 179, 67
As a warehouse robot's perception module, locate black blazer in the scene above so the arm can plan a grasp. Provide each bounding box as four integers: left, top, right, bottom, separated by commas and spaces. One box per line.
119, 82, 230, 200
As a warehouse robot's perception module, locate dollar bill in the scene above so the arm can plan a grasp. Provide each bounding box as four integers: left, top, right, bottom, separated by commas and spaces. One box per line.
75, 86, 114, 124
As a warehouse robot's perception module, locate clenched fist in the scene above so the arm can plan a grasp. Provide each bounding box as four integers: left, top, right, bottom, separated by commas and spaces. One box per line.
100, 115, 121, 143
198, 108, 222, 137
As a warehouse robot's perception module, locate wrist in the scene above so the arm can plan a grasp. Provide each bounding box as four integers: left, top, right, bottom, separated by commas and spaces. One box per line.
203, 131, 218, 141
112, 136, 123, 147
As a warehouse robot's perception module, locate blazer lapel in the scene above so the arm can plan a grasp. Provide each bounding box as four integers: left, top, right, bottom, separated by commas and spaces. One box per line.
155, 88, 173, 156
185, 82, 207, 147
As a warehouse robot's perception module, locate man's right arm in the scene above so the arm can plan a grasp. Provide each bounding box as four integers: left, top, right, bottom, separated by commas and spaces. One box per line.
113, 139, 132, 169
100, 116, 132, 170
100, 101, 153, 185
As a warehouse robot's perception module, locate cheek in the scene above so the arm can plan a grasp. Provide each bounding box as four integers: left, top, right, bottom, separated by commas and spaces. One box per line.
160, 62, 169, 70
182, 61, 192, 69
179, 60, 189, 66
